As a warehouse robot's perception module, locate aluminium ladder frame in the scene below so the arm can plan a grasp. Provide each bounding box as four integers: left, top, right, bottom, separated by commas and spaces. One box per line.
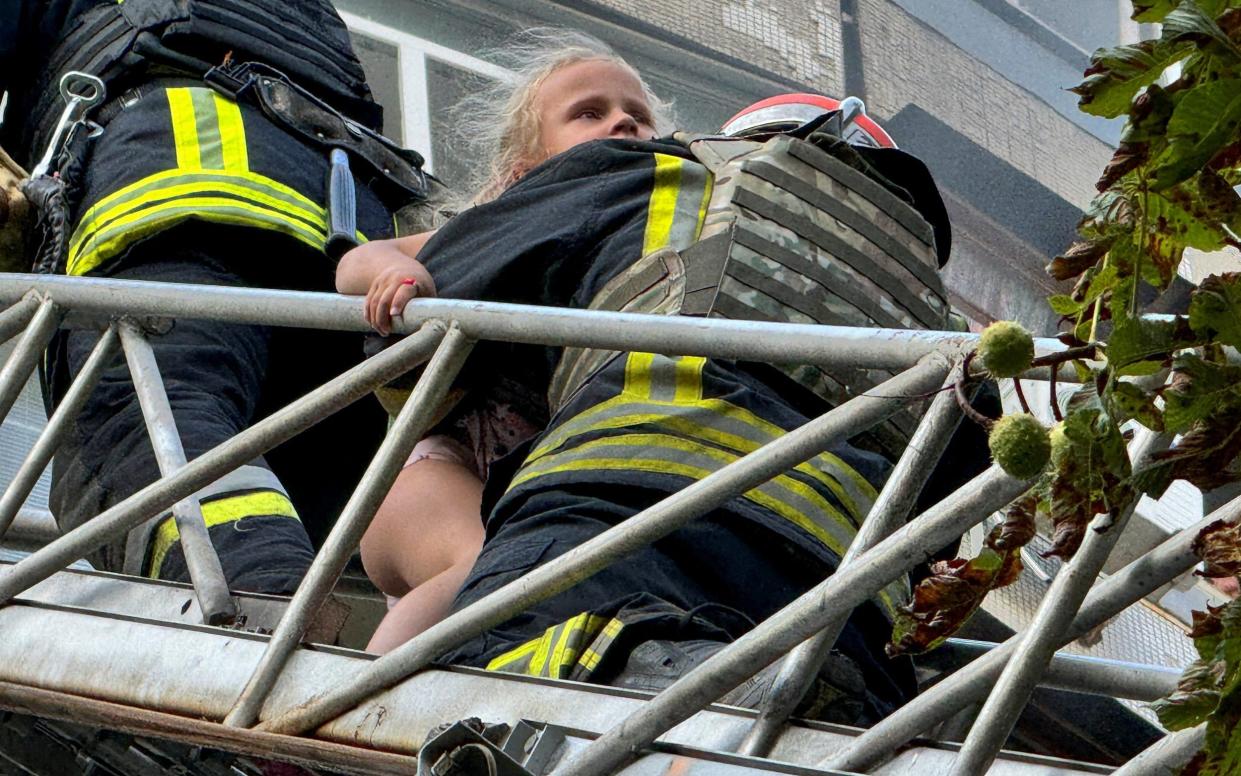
0, 272, 1215, 775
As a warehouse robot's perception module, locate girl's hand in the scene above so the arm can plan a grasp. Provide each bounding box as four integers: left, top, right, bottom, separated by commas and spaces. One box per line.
337, 236, 437, 335
366, 260, 435, 335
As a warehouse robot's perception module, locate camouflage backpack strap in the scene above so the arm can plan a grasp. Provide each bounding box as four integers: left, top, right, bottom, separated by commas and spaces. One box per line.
548, 246, 687, 412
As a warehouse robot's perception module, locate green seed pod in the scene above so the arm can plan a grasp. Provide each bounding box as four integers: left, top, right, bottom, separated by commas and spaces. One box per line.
989, 413, 1051, 479
978, 320, 1035, 379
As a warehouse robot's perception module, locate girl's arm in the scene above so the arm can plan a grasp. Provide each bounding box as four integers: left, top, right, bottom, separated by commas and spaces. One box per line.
336, 231, 439, 335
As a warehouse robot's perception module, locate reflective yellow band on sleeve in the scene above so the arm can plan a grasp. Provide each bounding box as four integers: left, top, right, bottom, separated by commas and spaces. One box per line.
65, 168, 354, 276
641, 154, 712, 256
147, 489, 299, 579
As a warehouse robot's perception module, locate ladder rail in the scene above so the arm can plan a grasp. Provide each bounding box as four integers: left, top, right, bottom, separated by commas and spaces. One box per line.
0, 274, 1215, 774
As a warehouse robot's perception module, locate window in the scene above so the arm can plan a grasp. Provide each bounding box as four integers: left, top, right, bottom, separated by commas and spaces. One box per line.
343, 10, 508, 186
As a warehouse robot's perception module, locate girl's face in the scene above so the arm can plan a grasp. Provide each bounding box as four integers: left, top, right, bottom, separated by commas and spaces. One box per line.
531, 59, 657, 163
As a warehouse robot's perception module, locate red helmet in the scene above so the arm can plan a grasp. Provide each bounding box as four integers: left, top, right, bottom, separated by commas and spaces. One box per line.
721, 93, 897, 149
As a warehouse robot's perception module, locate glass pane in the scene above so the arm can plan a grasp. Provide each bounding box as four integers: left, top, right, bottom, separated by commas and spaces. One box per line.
426, 57, 497, 196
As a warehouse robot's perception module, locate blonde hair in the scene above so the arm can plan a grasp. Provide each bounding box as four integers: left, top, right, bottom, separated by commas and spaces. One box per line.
451, 28, 675, 206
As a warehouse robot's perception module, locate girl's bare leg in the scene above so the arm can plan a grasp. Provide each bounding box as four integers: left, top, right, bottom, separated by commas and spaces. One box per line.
361, 457, 484, 653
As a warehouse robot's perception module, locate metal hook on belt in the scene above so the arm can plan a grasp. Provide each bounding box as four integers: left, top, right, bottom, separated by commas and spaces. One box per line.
32, 72, 107, 179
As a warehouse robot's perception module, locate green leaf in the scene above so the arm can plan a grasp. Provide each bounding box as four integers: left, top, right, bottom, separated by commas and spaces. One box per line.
1132, 0, 1178, 22
1085, 263, 1122, 304
1048, 294, 1086, 316
1151, 79, 1241, 190
1043, 403, 1132, 559
1193, 518, 1241, 578
1048, 239, 1111, 282
1161, 1, 1241, 54
1152, 676, 1221, 730
1077, 189, 1134, 242
1190, 273, 1241, 348
1162, 354, 1241, 433
1196, 169, 1241, 235
887, 499, 1033, 656
1153, 597, 1241, 770
1148, 185, 1232, 252
1109, 380, 1166, 430
1072, 40, 1190, 118
1107, 315, 1185, 368
1151, 403, 1241, 490
1117, 359, 1168, 376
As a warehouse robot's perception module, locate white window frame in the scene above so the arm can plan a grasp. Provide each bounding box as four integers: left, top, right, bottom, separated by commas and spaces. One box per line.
340, 11, 509, 174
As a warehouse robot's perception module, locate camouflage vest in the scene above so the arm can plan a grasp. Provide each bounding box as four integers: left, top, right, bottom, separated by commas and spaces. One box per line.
550, 133, 950, 459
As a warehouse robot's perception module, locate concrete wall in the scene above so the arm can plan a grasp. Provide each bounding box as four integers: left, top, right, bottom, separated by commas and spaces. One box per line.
590, 0, 848, 94
856, 0, 1112, 209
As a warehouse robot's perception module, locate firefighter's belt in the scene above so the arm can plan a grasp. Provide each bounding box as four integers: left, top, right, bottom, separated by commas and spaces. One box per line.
205, 61, 428, 207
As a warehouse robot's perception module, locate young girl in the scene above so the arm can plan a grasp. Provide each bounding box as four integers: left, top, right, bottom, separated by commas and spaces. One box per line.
335, 30, 673, 653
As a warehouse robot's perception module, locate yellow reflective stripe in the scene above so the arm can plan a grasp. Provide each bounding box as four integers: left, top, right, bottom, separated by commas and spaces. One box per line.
488, 613, 611, 679
528, 356, 877, 524
486, 639, 540, 673
642, 153, 682, 255
167, 88, 201, 169
71, 178, 325, 259
623, 351, 655, 397
515, 433, 852, 550
668, 160, 710, 248
72, 178, 324, 254
511, 432, 901, 617
190, 88, 225, 169
78, 168, 324, 228
147, 490, 299, 578
68, 197, 327, 276
529, 403, 868, 523
549, 612, 588, 677
529, 624, 556, 676
641, 154, 711, 255
578, 647, 604, 672
213, 92, 249, 172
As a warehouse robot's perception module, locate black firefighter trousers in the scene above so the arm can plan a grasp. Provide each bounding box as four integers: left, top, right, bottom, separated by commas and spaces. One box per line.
47, 226, 386, 594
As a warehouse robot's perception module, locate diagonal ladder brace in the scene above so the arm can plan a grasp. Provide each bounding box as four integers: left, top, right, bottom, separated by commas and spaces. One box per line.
119, 320, 236, 625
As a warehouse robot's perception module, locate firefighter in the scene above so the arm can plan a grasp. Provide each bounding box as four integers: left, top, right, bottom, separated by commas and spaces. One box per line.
0, 1, 426, 593
397, 78, 979, 719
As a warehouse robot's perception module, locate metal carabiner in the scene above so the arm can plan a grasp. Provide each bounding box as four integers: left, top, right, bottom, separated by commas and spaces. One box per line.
31, 72, 107, 178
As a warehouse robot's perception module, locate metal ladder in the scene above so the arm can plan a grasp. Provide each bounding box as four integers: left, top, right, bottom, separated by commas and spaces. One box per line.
0, 273, 1213, 775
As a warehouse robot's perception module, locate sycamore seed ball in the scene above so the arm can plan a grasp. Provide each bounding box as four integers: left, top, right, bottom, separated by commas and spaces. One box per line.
979, 320, 1035, 379
989, 413, 1051, 480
